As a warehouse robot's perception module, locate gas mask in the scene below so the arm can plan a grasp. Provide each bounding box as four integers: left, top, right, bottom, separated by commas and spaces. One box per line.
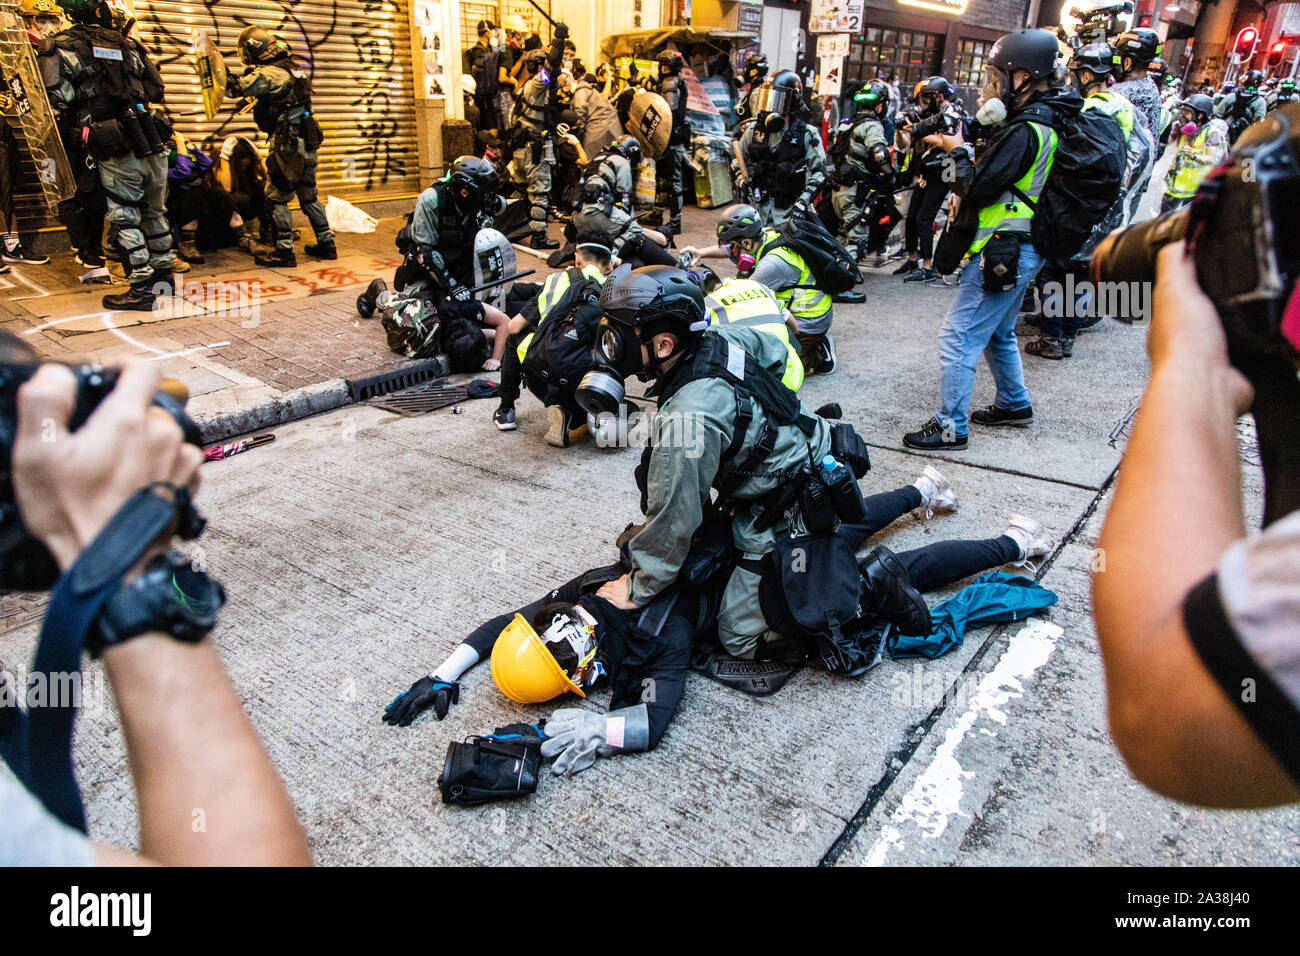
918, 94, 940, 118
975, 97, 1007, 127
723, 241, 757, 275
576, 320, 649, 417
28, 15, 61, 38
762, 112, 786, 134
1180, 109, 1200, 137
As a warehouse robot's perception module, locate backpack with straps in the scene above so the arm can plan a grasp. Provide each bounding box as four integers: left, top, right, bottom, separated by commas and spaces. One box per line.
520, 268, 604, 403
772, 207, 862, 295
1008, 106, 1125, 260
472, 46, 501, 104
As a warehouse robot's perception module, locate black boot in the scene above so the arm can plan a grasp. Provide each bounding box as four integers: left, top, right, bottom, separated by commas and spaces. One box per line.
255, 246, 298, 267
356, 278, 387, 318
529, 232, 559, 250
860, 546, 932, 635
102, 281, 157, 312
305, 239, 337, 260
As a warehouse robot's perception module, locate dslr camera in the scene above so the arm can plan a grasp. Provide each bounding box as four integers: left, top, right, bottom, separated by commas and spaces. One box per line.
1090, 103, 1300, 524
0, 332, 206, 592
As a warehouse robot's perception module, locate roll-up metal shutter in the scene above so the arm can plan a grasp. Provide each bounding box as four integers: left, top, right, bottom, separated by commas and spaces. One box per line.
133, 0, 420, 201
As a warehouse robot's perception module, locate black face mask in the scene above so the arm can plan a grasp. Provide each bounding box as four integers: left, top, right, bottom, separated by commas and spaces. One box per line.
762, 112, 786, 134
575, 320, 646, 417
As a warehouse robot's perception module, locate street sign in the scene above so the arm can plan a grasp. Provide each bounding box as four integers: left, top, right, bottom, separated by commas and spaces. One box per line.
816, 33, 851, 59
809, 0, 864, 35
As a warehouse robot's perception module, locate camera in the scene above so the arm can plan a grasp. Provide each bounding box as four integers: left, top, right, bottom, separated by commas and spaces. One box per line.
911, 110, 959, 141
0, 332, 206, 592
1090, 103, 1300, 524
1061, 0, 1134, 47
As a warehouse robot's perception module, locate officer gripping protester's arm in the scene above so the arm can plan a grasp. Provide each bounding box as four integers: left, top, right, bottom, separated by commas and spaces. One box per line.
40, 0, 175, 311
224, 26, 333, 268
358, 157, 515, 372
734, 70, 828, 229
507, 21, 569, 250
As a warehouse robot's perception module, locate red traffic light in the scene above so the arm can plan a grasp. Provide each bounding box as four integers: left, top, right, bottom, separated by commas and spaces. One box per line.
1235, 26, 1259, 57
1268, 40, 1287, 67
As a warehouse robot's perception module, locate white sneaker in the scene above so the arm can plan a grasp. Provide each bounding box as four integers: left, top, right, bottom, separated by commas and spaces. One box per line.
1004, 514, 1054, 571
919, 465, 958, 518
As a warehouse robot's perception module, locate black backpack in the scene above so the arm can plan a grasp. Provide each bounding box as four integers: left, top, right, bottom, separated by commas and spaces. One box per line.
774, 207, 862, 295
1008, 107, 1125, 260
472, 46, 500, 103
520, 269, 603, 402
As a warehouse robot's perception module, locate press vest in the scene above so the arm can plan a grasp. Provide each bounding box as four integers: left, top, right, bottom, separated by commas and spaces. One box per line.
967, 121, 1058, 258
754, 230, 831, 326
1085, 90, 1134, 140
1167, 123, 1221, 199
705, 278, 804, 392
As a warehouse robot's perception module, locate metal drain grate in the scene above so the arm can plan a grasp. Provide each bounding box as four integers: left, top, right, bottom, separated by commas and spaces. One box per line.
366, 380, 468, 416
347, 358, 447, 402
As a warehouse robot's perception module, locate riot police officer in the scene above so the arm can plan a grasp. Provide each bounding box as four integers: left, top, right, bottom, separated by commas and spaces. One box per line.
508, 23, 569, 250
735, 70, 828, 229
226, 26, 333, 267
1216, 69, 1266, 145
586, 134, 641, 211
734, 52, 768, 124
652, 49, 691, 240
829, 80, 895, 261
41, 0, 174, 310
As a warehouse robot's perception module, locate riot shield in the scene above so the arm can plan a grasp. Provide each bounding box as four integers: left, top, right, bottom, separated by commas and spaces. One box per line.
627, 90, 672, 160
0, 8, 74, 211
472, 228, 516, 311
192, 28, 226, 120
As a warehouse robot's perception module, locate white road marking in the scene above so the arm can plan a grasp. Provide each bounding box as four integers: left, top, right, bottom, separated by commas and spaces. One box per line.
146, 342, 231, 362
25, 312, 113, 332
6, 268, 51, 301
863, 619, 1064, 866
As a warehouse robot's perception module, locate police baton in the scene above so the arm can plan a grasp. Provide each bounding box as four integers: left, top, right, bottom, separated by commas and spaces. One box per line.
522, 0, 559, 29
468, 270, 535, 296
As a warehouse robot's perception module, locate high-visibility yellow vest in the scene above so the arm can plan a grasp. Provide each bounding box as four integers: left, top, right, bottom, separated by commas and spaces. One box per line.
516, 263, 606, 363
966, 121, 1057, 258
1166, 123, 1223, 200
705, 277, 805, 392
1085, 90, 1135, 140
755, 230, 831, 325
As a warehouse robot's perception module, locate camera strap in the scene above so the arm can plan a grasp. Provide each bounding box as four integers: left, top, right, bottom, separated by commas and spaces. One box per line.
0, 486, 182, 833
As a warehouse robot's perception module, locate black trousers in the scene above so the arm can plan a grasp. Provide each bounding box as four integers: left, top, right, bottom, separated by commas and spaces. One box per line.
839, 485, 1020, 592
624, 235, 676, 268
904, 178, 949, 261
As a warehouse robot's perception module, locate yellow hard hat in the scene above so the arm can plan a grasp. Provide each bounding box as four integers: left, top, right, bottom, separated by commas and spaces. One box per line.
20, 0, 61, 17
491, 613, 588, 704
503, 13, 528, 33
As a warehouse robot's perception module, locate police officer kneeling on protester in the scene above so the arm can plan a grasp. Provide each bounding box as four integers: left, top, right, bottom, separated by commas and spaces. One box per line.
41, 0, 176, 311
360, 156, 514, 371
903, 28, 1084, 451
568, 177, 674, 269
572, 266, 1054, 670
492, 232, 614, 444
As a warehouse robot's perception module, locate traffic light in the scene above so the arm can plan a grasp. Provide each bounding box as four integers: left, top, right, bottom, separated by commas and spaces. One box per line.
1234, 26, 1259, 60
1267, 40, 1287, 68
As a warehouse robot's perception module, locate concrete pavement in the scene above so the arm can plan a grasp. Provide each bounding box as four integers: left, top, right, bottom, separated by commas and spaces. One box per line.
4, 199, 1296, 864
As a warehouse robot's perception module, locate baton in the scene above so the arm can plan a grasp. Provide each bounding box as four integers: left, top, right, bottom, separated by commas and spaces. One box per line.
522, 0, 558, 29
468, 270, 535, 295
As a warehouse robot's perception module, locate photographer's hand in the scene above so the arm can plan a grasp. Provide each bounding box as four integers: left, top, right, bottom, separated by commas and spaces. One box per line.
13, 362, 202, 572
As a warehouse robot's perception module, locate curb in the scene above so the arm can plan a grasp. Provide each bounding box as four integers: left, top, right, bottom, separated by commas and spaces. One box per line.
195, 378, 351, 444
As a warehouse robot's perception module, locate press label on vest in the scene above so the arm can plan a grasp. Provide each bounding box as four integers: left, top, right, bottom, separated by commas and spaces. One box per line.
726, 341, 746, 381
92, 46, 124, 61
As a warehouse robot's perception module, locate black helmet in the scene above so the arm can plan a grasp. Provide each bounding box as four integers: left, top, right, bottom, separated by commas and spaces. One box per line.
524, 48, 546, 72
854, 80, 890, 112
476, 19, 495, 36
55, 0, 104, 25
913, 75, 952, 102
447, 155, 500, 209
716, 204, 763, 244
238, 25, 291, 65
1068, 42, 1118, 87
581, 177, 613, 207
656, 50, 683, 76
1241, 69, 1264, 91
615, 134, 642, 166
1113, 28, 1161, 72
985, 29, 1061, 104
688, 264, 722, 295
1184, 93, 1214, 120
571, 57, 586, 78
753, 69, 803, 117
600, 265, 706, 337
742, 53, 768, 85
1148, 56, 1167, 79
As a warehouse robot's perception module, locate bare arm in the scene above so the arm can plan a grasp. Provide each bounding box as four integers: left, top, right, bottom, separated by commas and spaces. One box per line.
1092, 243, 1299, 807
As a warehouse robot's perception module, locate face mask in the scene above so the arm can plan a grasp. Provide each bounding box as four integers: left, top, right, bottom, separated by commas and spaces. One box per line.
576, 320, 646, 416
976, 97, 1007, 126
763, 113, 785, 134
1181, 121, 1199, 137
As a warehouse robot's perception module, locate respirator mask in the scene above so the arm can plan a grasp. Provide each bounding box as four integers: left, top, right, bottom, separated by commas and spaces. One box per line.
722, 241, 756, 274
1179, 108, 1200, 137
576, 320, 648, 417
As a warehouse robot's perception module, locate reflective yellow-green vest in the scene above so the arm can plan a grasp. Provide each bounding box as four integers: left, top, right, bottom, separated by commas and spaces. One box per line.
1084, 90, 1135, 140
1166, 123, 1223, 200
966, 121, 1058, 258
516, 263, 606, 363
705, 277, 805, 392
755, 230, 831, 325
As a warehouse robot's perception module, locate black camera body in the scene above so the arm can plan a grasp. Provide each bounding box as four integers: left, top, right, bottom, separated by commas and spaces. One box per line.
910, 109, 960, 141
0, 355, 205, 593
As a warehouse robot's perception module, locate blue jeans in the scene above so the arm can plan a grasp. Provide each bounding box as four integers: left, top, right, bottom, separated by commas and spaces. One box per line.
936, 241, 1043, 436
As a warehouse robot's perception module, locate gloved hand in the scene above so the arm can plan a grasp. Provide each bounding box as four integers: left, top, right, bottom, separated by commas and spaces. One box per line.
225, 73, 242, 98
561, 132, 579, 147
554, 21, 569, 40
382, 676, 460, 726
448, 282, 473, 303
539, 708, 607, 775
791, 198, 811, 218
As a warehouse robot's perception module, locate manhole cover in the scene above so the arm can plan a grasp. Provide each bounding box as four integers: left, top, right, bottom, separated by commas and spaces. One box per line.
366, 381, 468, 416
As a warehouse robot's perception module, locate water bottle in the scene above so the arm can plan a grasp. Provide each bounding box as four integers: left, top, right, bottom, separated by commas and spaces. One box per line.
821, 454, 866, 523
